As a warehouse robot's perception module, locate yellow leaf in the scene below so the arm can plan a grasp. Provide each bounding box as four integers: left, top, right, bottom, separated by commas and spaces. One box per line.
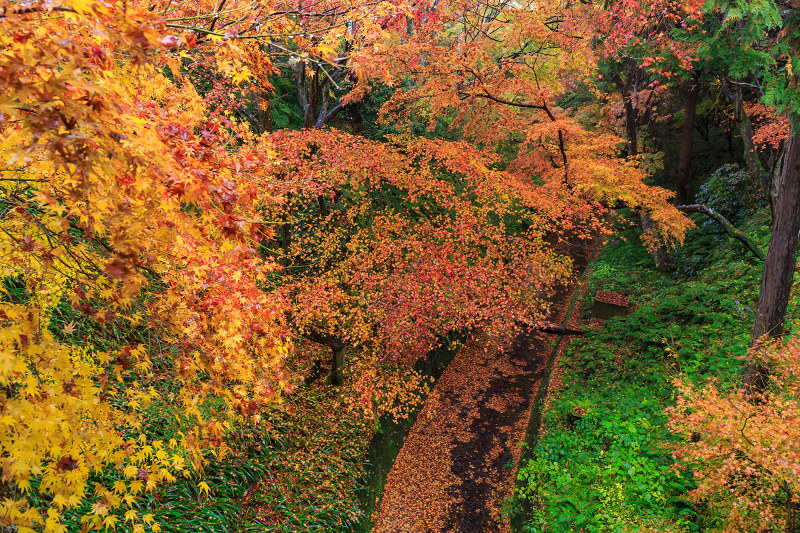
317, 43, 336, 59
69, 0, 96, 14
231, 67, 252, 85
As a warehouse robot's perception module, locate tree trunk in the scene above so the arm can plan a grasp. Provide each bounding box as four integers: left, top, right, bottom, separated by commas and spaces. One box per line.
613, 66, 638, 158
256, 91, 273, 134
676, 75, 701, 204
614, 68, 668, 271
731, 85, 770, 196
745, 123, 800, 392
640, 212, 668, 272
303, 330, 347, 386
675, 204, 765, 261
330, 344, 346, 386
624, 99, 638, 157
786, 483, 799, 533
769, 142, 787, 216
303, 67, 321, 129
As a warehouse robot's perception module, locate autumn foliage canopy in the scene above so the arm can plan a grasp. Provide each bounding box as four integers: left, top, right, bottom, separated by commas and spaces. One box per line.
0, 0, 694, 529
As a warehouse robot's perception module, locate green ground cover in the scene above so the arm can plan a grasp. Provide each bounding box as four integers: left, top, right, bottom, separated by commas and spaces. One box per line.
513, 207, 780, 533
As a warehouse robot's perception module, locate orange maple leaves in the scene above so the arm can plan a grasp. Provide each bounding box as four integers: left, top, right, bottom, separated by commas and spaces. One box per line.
668, 335, 800, 532
246, 129, 575, 413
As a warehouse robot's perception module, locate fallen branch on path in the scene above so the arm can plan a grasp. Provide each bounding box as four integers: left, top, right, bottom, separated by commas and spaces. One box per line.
516, 320, 586, 335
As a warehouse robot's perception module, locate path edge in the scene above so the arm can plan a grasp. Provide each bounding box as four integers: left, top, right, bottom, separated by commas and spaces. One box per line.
509, 229, 607, 531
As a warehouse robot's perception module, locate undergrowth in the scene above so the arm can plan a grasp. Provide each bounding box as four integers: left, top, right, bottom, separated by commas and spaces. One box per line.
514, 208, 776, 533
50, 387, 369, 532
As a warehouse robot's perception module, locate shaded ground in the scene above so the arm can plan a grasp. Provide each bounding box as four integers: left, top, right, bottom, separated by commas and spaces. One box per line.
374, 238, 595, 533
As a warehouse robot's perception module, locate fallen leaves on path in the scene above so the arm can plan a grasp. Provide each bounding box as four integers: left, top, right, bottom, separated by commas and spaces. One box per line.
373, 331, 547, 533
374, 238, 597, 533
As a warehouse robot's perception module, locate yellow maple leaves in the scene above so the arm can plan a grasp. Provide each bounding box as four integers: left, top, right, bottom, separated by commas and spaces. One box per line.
0, 1, 291, 530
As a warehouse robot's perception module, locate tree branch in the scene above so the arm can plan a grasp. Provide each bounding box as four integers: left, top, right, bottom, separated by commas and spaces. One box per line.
302, 328, 345, 350
675, 204, 766, 261
516, 320, 585, 336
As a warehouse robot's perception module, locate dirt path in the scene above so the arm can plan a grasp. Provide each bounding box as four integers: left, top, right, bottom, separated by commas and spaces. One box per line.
373, 239, 594, 533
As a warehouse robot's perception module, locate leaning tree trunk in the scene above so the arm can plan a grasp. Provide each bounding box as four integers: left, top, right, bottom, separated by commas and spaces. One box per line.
745, 122, 800, 393
676, 74, 701, 204
675, 204, 765, 261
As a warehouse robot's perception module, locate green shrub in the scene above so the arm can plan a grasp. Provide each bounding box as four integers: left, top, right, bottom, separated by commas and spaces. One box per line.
695, 164, 767, 225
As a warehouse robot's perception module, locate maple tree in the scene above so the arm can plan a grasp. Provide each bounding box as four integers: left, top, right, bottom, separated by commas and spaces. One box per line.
588, 0, 710, 271
0, 1, 297, 530
245, 0, 700, 411
592, 0, 704, 164
251, 128, 575, 411
356, 0, 692, 248
151, 0, 418, 131
668, 334, 800, 532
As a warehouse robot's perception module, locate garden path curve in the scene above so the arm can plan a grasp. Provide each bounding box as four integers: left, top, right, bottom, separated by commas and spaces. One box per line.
373, 237, 595, 533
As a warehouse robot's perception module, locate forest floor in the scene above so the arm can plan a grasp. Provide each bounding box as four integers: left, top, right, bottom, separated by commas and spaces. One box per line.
373, 237, 596, 533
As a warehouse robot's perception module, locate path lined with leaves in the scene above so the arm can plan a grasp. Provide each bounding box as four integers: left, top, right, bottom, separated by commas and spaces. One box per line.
374, 239, 594, 532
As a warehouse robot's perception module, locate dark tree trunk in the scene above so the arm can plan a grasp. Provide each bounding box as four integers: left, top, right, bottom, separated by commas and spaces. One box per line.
785, 483, 799, 533
330, 344, 346, 386
738, 101, 770, 203
614, 66, 668, 271
640, 212, 668, 272
624, 99, 638, 157
303, 330, 347, 386
303, 67, 322, 129
256, 91, 273, 134
676, 75, 701, 204
613, 65, 639, 158
297, 60, 347, 130
736, 89, 766, 181
723, 82, 770, 200
277, 224, 292, 270
745, 123, 800, 392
